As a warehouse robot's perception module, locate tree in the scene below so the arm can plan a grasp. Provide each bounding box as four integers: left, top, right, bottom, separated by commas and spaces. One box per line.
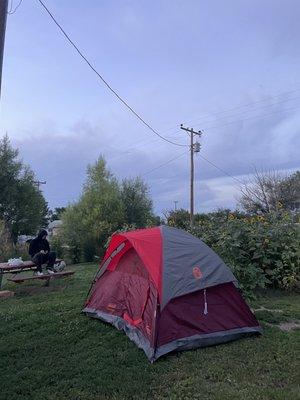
0, 135, 48, 240
48, 207, 66, 222
0, 219, 13, 261
239, 169, 300, 214
279, 171, 300, 211
62, 156, 124, 260
121, 177, 154, 227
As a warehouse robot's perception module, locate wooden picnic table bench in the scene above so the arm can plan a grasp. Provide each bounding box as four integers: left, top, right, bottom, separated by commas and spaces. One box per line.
7, 270, 75, 287
0, 259, 74, 289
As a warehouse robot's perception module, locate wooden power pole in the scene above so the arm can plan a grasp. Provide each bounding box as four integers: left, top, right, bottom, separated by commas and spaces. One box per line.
34, 180, 46, 190
180, 124, 203, 229
0, 0, 8, 99
174, 200, 178, 211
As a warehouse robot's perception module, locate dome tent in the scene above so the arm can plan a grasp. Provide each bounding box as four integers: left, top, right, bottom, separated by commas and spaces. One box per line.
83, 226, 262, 362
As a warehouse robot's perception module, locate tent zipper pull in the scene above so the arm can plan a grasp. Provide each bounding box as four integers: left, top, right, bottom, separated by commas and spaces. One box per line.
204, 289, 208, 315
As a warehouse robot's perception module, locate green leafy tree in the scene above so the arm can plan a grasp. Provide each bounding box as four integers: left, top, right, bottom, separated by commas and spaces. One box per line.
0, 135, 48, 240
48, 207, 66, 222
61, 156, 124, 261
121, 177, 154, 227
279, 171, 300, 211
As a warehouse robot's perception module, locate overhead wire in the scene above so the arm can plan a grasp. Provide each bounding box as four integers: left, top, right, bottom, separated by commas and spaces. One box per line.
7, 0, 23, 14
162, 86, 300, 133
155, 101, 300, 140
190, 95, 300, 129
8, 0, 13, 13
198, 154, 244, 185
37, 0, 187, 148
141, 151, 187, 177
201, 104, 300, 131
35, 1, 298, 201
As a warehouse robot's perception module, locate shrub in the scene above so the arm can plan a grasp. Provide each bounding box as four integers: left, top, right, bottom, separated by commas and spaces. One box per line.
50, 235, 65, 259
0, 220, 14, 262
171, 211, 300, 298
0, 220, 32, 261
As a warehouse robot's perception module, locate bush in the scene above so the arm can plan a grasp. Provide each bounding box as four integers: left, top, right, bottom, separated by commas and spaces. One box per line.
50, 235, 65, 259
0, 220, 32, 262
169, 211, 299, 298
0, 220, 14, 262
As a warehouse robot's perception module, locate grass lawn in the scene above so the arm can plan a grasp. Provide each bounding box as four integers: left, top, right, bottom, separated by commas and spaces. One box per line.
0, 263, 299, 400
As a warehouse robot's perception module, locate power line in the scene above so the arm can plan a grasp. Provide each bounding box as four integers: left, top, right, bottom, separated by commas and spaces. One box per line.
141, 151, 187, 176
198, 154, 244, 185
37, 0, 187, 148
108, 95, 298, 163
201, 104, 300, 131
180, 87, 300, 127
7, 0, 23, 15
161, 86, 300, 134
191, 96, 300, 129
8, 0, 13, 13
198, 155, 286, 208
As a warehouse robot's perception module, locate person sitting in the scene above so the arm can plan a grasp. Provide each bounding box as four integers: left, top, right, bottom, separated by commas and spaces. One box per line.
28, 229, 56, 276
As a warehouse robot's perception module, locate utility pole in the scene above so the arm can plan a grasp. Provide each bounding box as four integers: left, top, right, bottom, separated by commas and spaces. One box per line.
0, 0, 8, 99
180, 124, 203, 230
34, 180, 46, 190
174, 200, 178, 211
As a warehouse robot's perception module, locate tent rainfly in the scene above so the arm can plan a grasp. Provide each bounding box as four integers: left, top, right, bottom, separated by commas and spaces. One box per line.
83, 226, 262, 362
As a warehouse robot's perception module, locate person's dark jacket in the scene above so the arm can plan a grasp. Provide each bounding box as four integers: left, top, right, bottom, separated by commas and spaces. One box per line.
28, 229, 50, 257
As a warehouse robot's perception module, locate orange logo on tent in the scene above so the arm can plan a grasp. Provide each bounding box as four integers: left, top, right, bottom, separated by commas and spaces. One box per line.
192, 266, 202, 279
106, 303, 117, 312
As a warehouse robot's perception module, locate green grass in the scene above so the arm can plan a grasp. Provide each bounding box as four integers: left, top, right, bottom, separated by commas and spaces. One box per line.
0, 264, 299, 400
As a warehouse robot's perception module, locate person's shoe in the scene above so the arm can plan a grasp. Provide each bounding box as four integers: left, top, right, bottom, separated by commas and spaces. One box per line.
35, 271, 44, 276
47, 269, 55, 274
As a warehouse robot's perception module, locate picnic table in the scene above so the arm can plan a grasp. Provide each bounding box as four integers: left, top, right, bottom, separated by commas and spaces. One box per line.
0, 260, 74, 289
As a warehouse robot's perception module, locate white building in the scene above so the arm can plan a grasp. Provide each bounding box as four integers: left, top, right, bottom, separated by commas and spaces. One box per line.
47, 220, 63, 237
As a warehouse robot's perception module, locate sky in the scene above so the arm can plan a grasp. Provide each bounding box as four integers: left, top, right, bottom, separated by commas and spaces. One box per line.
1, 0, 299, 215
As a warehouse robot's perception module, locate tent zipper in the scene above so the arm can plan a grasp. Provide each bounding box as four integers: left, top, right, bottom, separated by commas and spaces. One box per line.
203, 289, 208, 315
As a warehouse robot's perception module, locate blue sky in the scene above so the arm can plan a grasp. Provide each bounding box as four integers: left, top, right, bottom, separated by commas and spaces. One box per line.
1, 0, 299, 214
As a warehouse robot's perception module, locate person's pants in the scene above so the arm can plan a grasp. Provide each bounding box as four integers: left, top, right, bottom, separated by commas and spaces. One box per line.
32, 251, 56, 272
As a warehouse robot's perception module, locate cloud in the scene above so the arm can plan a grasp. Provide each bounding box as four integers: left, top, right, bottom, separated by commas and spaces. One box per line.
4, 1, 300, 214
10, 102, 300, 215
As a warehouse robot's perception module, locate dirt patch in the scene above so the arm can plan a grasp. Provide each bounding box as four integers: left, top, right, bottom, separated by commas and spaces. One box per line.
277, 321, 300, 332
252, 306, 283, 313
264, 320, 300, 332
0, 290, 15, 299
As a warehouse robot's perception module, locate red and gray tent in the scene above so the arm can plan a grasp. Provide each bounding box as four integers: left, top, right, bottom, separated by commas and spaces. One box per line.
83, 226, 262, 362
